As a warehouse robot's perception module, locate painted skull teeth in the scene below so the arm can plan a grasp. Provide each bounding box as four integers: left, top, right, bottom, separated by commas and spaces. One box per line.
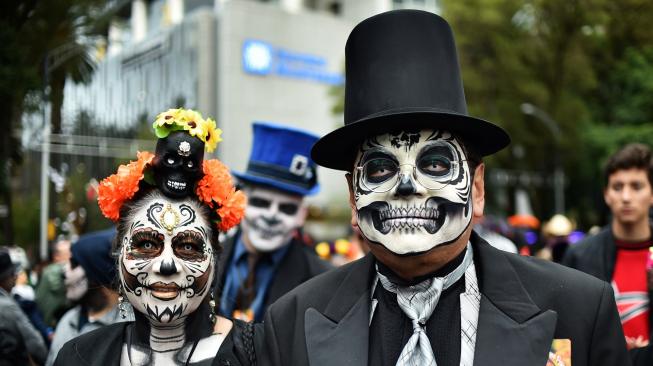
374, 204, 444, 234
379, 207, 439, 220
247, 218, 287, 238
166, 180, 187, 190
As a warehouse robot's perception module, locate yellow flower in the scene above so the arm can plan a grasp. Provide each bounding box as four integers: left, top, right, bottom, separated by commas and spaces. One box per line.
154, 108, 184, 127
151, 108, 222, 152
204, 118, 222, 153
180, 110, 208, 140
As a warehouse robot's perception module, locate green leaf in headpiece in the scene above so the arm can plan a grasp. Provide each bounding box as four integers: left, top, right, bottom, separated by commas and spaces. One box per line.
154, 125, 171, 138
143, 168, 156, 186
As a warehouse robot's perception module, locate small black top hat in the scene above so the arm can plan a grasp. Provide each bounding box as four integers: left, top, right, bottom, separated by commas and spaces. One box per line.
311, 10, 510, 171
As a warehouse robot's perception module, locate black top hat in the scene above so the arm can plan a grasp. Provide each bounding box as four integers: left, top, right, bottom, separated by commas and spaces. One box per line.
311, 10, 510, 171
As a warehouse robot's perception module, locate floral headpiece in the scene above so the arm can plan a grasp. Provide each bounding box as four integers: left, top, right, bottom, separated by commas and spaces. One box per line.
98, 110, 246, 231
153, 108, 222, 153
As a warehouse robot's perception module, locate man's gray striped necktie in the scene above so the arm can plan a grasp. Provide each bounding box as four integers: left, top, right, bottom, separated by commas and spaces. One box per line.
376, 244, 473, 366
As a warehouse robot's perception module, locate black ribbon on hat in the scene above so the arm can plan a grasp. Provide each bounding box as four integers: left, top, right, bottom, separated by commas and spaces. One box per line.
246, 161, 317, 190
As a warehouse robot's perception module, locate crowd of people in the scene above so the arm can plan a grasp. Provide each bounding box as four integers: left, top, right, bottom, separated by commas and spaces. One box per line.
1, 9, 652, 366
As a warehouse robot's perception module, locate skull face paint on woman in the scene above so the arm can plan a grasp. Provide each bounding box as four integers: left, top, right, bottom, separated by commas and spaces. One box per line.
241, 185, 306, 253
119, 191, 215, 325
352, 129, 473, 255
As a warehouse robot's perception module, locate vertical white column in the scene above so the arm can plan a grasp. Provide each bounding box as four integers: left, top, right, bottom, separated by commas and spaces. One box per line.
168, 0, 184, 25
107, 21, 124, 56
131, 0, 148, 43
39, 95, 51, 261
281, 0, 304, 13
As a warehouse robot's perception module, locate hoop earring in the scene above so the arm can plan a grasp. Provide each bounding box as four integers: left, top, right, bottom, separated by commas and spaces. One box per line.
118, 285, 127, 319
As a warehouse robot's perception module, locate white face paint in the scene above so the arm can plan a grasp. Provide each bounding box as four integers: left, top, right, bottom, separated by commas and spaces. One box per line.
64, 262, 88, 302
241, 186, 306, 253
119, 192, 214, 325
352, 129, 472, 255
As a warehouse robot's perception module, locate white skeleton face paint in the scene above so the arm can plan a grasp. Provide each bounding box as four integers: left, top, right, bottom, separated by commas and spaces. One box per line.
241, 186, 306, 253
352, 129, 472, 255
64, 262, 88, 302
119, 192, 214, 325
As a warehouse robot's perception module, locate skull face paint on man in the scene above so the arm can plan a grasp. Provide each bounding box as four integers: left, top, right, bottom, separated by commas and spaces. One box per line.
352, 129, 472, 255
119, 191, 214, 325
241, 186, 306, 253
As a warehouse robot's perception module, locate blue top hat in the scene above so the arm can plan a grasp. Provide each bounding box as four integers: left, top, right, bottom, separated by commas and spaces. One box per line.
233, 122, 320, 196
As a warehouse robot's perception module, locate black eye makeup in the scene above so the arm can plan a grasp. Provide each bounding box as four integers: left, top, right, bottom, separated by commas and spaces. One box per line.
130, 228, 165, 258
279, 203, 299, 215
172, 230, 206, 261
249, 196, 272, 208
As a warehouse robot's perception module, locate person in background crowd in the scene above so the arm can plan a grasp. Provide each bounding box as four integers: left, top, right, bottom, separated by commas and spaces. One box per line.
315, 228, 368, 266
543, 214, 574, 263
9, 246, 53, 345
217, 122, 332, 322
474, 215, 518, 254
0, 248, 47, 365
262, 10, 629, 366
563, 143, 653, 357
46, 228, 134, 366
36, 239, 72, 327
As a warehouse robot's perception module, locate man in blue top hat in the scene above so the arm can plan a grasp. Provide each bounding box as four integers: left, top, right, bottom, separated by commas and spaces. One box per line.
216, 122, 332, 322
262, 9, 629, 366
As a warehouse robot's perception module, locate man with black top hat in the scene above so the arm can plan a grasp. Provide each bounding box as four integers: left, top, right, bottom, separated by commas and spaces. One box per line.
262, 10, 629, 366
216, 122, 332, 323
0, 248, 47, 365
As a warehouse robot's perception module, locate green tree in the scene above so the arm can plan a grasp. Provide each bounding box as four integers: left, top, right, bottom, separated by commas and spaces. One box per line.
438, 0, 653, 227
0, 0, 110, 245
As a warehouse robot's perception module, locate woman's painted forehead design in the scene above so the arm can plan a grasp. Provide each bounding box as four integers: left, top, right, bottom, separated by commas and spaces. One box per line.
126, 192, 211, 242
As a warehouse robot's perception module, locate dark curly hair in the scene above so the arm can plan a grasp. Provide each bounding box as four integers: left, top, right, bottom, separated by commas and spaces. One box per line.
604, 143, 653, 187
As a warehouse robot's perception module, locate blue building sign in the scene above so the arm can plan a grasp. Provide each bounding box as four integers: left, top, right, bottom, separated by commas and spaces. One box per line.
242, 39, 344, 85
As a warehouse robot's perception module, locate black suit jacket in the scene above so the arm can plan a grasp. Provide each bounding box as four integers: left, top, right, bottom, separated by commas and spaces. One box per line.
53, 320, 256, 366
215, 230, 333, 317
262, 231, 630, 366
561, 226, 619, 281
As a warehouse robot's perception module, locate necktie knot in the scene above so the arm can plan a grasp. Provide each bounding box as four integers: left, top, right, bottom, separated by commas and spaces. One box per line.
413, 319, 426, 331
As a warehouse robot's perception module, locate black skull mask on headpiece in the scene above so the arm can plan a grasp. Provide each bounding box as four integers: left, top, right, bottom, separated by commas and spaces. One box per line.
152, 131, 205, 198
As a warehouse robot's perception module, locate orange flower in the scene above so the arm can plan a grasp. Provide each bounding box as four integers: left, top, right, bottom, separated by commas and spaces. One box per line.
217, 190, 247, 231
97, 151, 244, 231
97, 151, 154, 221
196, 159, 247, 231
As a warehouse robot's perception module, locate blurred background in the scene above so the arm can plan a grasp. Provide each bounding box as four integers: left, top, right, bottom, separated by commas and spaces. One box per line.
1, 0, 653, 264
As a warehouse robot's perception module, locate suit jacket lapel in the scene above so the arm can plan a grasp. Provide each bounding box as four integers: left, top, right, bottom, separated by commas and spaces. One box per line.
304, 254, 375, 366
472, 232, 557, 366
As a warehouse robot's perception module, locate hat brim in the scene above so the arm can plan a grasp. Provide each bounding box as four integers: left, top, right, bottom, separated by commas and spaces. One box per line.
311, 109, 511, 171
232, 171, 320, 197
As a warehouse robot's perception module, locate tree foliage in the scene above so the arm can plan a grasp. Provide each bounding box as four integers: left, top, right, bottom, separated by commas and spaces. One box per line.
439, 0, 653, 227
0, 0, 108, 245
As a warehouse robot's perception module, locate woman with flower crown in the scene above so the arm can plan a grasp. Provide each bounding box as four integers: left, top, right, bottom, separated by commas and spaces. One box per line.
54, 109, 258, 365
